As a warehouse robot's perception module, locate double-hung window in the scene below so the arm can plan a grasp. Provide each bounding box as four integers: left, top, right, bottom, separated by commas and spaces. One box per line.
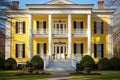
36, 21, 46, 34
94, 43, 104, 58
16, 21, 25, 34
94, 21, 103, 34
16, 43, 25, 58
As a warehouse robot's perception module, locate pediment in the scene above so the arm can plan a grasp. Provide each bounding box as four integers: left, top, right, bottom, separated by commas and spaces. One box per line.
46, 0, 74, 4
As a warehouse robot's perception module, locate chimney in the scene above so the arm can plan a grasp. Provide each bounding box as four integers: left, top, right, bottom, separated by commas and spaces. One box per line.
98, 0, 104, 9
12, 0, 19, 10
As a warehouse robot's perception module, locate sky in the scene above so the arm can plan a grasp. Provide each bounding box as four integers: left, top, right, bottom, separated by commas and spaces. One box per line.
18, 0, 98, 9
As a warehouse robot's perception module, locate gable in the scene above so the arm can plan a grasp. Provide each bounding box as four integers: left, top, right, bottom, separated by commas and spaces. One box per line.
46, 0, 74, 4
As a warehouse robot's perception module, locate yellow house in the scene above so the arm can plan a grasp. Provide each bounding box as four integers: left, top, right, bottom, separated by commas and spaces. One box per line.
5, 0, 115, 70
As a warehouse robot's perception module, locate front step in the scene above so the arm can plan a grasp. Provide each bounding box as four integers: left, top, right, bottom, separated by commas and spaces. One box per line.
45, 60, 76, 71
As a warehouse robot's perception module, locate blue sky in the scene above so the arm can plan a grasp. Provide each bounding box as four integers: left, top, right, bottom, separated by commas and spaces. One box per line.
19, 0, 98, 9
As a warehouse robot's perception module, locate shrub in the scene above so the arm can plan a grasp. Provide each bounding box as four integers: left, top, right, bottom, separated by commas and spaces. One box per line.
0, 57, 5, 69
5, 58, 17, 70
110, 57, 120, 70
97, 57, 110, 70
26, 61, 33, 67
31, 55, 44, 70
80, 55, 95, 70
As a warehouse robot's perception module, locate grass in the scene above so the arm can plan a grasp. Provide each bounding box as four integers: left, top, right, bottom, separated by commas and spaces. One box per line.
70, 70, 120, 80
0, 70, 49, 80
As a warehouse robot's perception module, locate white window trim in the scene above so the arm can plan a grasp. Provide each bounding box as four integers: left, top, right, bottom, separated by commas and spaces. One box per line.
95, 42, 103, 58
95, 20, 103, 34
16, 20, 24, 34
16, 42, 24, 58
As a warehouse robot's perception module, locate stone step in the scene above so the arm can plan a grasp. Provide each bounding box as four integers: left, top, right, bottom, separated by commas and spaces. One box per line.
45, 60, 75, 71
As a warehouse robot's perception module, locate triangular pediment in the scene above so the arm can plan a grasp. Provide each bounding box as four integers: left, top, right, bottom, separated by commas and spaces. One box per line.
46, 0, 74, 4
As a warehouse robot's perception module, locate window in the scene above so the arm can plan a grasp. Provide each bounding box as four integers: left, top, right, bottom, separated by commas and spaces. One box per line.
74, 43, 83, 54
94, 21, 103, 34
36, 21, 46, 32
37, 43, 46, 54
94, 43, 104, 58
16, 21, 25, 34
74, 21, 83, 29
16, 43, 25, 58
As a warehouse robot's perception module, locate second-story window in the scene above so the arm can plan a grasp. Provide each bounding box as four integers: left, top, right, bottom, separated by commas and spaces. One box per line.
74, 21, 83, 29
36, 21, 46, 33
94, 21, 103, 34
16, 21, 25, 34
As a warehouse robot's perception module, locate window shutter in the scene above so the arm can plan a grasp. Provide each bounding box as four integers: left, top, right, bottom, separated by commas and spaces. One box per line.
81, 43, 83, 54
74, 43, 76, 54
101, 44, 104, 58
101, 22, 104, 34
94, 22, 96, 34
22, 44, 25, 58
37, 43, 40, 54
37, 21, 39, 29
16, 22, 18, 33
94, 44, 97, 58
16, 44, 18, 58
44, 43, 46, 54
80, 22, 83, 29
74, 21, 76, 28
43, 21, 46, 29
23, 21, 25, 33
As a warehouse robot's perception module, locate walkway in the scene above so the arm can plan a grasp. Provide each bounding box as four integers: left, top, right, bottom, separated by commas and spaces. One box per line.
49, 71, 71, 80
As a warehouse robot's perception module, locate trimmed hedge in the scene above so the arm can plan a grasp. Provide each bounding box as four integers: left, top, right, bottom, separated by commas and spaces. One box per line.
0, 57, 5, 69
97, 57, 110, 70
110, 57, 120, 70
5, 58, 17, 70
31, 55, 44, 70
79, 55, 95, 70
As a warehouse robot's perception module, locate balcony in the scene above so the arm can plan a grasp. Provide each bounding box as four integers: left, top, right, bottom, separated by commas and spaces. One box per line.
32, 29, 48, 37
73, 28, 87, 37
52, 29, 68, 37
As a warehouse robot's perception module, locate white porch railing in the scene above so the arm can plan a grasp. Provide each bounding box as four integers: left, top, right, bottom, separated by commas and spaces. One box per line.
74, 28, 87, 35
36, 29, 47, 34
33, 29, 48, 37
53, 29, 68, 35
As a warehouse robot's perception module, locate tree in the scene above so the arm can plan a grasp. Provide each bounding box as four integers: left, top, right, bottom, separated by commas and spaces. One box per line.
105, 0, 120, 57
0, 0, 12, 39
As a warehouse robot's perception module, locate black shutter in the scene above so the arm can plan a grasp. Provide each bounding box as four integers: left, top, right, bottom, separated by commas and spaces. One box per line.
80, 22, 83, 29
94, 44, 97, 58
43, 21, 46, 29
37, 43, 40, 54
74, 43, 76, 54
16, 44, 18, 58
44, 43, 46, 54
23, 21, 25, 33
22, 44, 25, 58
81, 43, 83, 54
74, 21, 76, 28
37, 21, 39, 29
101, 22, 104, 34
101, 44, 104, 58
16, 22, 18, 33
94, 22, 96, 34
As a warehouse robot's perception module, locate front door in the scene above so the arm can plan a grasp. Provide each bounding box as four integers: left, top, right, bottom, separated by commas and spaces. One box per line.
53, 42, 67, 59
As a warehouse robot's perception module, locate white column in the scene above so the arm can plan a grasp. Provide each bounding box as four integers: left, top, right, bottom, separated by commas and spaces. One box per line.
68, 14, 72, 59
87, 14, 91, 56
108, 16, 113, 59
29, 14, 32, 60
5, 19, 11, 59
48, 14, 52, 57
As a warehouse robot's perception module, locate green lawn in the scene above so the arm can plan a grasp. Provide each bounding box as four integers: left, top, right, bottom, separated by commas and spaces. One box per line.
1, 70, 120, 80
0, 70, 49, 80
70, 71, 120, 80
